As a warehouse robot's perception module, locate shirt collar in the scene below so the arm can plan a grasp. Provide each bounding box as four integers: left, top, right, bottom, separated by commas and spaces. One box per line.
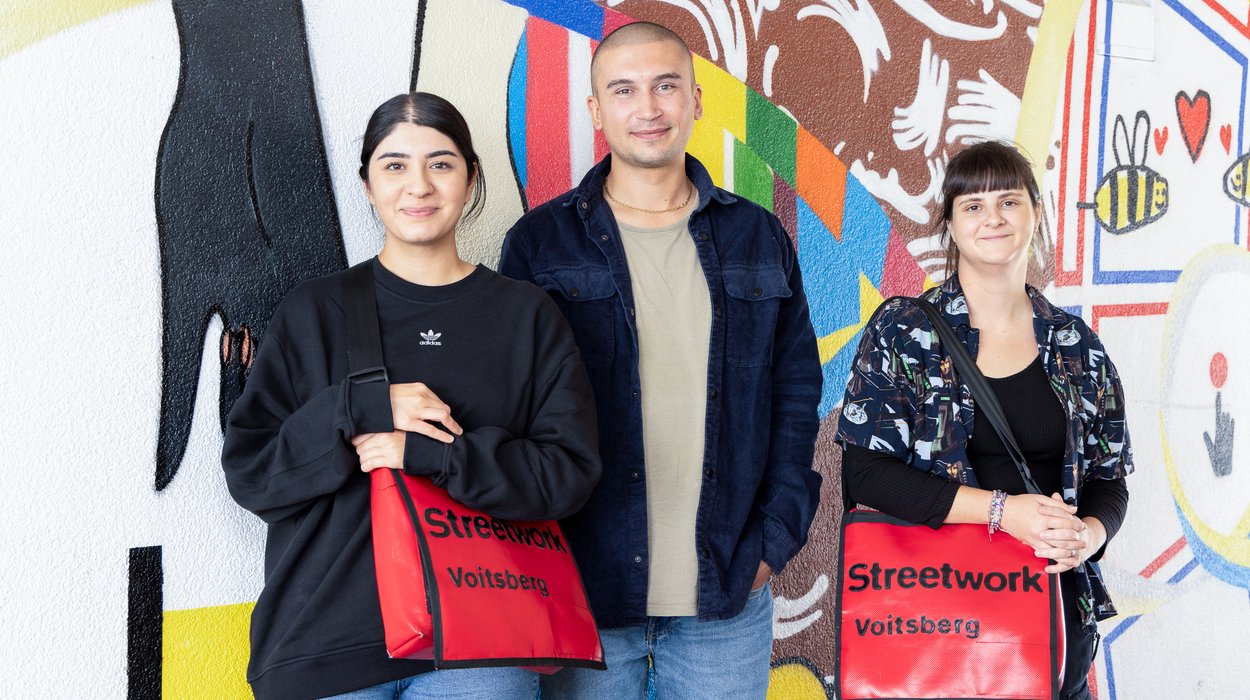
568, 153, 736, 218
931, 273, 1067, 329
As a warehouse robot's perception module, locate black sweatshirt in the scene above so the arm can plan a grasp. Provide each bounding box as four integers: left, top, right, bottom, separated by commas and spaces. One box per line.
843, 355, 1127, 558
221, 259, 601, 700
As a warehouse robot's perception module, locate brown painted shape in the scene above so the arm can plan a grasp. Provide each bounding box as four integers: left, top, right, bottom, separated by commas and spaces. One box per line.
770, 410, 844, 682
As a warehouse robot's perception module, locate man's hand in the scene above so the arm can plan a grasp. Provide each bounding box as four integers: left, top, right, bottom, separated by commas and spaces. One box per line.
752, 561, 773, 591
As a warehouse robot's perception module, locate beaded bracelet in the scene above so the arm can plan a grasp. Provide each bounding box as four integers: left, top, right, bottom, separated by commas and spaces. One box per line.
987, 490, 1008, 540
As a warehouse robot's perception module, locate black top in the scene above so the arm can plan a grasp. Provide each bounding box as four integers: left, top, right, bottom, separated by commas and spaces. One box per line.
968, 355, 1066, 495
843, 354, 1127, 552
221, 259, 601, 700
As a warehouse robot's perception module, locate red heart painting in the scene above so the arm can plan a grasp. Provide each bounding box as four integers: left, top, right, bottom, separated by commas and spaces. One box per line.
1153, 126, 1168, 155
1176, 90, 1211, 162
1220, 124, 1232, 154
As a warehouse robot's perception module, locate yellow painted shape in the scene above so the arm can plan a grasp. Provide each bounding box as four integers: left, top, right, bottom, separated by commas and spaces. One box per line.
688, 121, 725, 186
1114, 173, 1129, 230
163, 602, 254, 699
693, 54, 746, 141
767, 661, 828, 699
1133, 171, 1147, 222
1015, 0, 1082, 187
1, 0, 150, 60
689, 55, 747, 187
818, 273, 883, 365
1094, 180, 1112, 225
1100, 594, 1168, 619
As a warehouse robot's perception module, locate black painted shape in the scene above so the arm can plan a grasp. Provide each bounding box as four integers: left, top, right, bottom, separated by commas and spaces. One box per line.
128, 546, 162, 700
155, 0, 347, 490
411, 0, 428, 93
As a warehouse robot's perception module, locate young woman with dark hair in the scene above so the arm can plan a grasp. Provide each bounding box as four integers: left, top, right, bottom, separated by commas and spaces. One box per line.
222, 92, 601, 700
838, 141, 1133, 699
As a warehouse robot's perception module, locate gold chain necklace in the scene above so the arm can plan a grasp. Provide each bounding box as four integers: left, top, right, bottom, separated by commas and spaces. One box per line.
604, 179, 694, 215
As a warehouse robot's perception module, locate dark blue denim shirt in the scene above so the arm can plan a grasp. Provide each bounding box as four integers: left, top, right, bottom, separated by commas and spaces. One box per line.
500, 155, 822, 627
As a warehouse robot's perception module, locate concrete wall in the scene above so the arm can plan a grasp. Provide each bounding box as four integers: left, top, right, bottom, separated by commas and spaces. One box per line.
1, 1, 1246, 697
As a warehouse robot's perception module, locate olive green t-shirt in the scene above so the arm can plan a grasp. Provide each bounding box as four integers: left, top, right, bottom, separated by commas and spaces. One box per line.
618, 216, 711, 616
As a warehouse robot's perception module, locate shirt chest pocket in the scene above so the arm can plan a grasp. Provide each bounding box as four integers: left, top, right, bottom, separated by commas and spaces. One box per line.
723, 266, 792, 367
535, 266, 617, 367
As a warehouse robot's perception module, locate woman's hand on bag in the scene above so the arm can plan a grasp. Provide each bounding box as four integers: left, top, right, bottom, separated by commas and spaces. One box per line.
1001, 492, 1083, 553
389, 382, 463, 443
353, 431, 406, 472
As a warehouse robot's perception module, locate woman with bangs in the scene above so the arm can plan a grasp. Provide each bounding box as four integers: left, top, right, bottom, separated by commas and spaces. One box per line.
837, 141, 1133, 699
222, 92, 600, 700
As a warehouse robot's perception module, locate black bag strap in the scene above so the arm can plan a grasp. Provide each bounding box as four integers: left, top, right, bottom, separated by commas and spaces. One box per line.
343, 260, 389, 386
886, 295, 1042, 496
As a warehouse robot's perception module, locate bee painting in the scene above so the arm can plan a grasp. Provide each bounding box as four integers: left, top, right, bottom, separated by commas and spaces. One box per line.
1078, 110, 1169, 234
1225, 152, 1250, 207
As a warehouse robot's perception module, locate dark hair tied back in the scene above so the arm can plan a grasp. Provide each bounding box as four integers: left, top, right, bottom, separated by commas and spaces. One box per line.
359, 92, 486, 222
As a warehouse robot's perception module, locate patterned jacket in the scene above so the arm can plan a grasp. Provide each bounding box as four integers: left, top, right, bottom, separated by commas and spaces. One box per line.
837, 274, 1134, 625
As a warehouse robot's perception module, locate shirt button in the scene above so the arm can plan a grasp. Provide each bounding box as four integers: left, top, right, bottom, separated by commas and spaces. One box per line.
634, 555, 643, 564
600, 234, 609, 241
709, 388, 718, 399
631, 471, 640, 480
714, 305, 723, 318
704, 468, 714, 479
753, 287, 762, 297
629, 307, 635, 317
632, 390, 639, 398
581, 201, 588, 210
698, 232, 708, 241
701, 547, 711, 559
569, 288, 580, 297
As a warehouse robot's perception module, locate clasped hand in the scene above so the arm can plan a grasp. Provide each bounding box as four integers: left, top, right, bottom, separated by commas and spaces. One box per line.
1001, 493, 1092, 574
352, 382, 462, 472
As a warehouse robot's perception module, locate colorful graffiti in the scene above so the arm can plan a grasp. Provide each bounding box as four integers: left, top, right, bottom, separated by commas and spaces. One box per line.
1075, 110, 1169, 235
2, 1, 1250, 698
1048, 2, 1250, 698
608, 0, 1047, 286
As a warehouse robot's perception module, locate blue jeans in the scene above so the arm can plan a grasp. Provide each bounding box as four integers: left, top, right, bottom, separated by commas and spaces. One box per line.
321, 667, 539, 700
541, 583, 774, 699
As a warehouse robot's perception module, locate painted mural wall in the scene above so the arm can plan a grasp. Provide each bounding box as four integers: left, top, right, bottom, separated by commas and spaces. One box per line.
1, 1, 1247, 697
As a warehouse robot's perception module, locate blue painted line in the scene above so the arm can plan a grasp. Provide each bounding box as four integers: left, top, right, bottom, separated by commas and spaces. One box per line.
1093, 0, 1112, 283
1166, 557, 1199, 584
1102, 614, 1142, 700
1092, 268, 1180, 285
507, 27, 528, 188
504, 0, 604, 40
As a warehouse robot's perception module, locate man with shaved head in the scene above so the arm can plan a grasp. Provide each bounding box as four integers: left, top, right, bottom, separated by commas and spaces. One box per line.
500, 21, 821, 697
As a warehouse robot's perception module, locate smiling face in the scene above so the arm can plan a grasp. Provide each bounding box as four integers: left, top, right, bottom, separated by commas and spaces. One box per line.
587, 38, 702, 171
362, 122, 473, 252
948, 188, 1040, 273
